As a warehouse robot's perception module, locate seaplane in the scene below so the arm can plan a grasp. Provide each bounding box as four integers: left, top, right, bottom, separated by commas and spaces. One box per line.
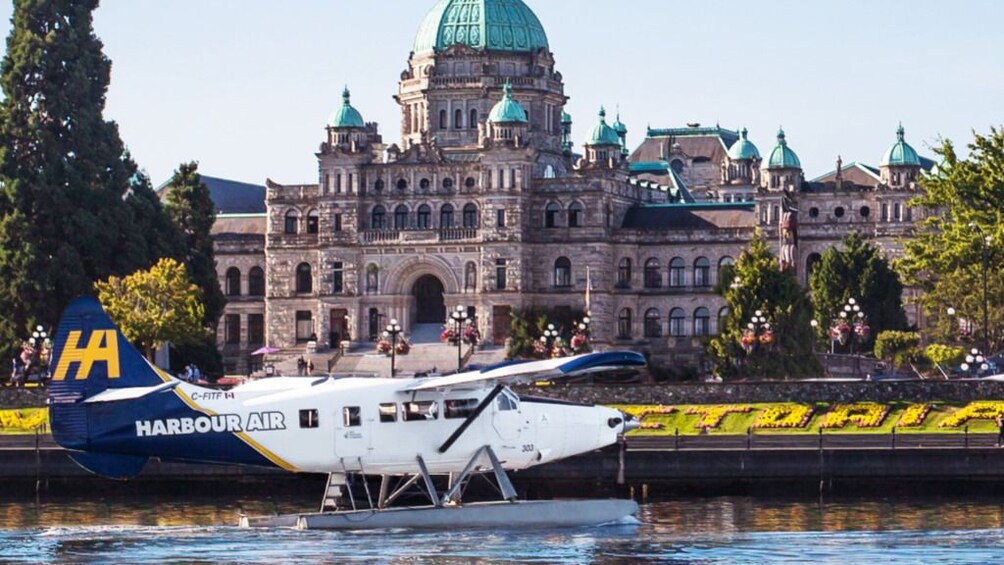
47, 297, 646, 530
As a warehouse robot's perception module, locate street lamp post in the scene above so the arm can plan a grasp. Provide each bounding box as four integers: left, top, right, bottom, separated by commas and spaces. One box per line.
450, 306, 468, 372
961, 347, 989, 378
742, 310, 772, 378
810, 319, 819, 353
969, 223, 992, 356
541, 323, 560, 357
383, 319, 402, 377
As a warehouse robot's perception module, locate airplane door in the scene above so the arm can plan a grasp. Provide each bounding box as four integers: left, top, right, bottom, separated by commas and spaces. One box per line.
334, 405, 368, 460
491, 389, 522, 442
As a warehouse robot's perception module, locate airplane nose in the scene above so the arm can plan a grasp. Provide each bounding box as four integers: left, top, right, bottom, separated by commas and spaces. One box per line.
621, 411, 640, 432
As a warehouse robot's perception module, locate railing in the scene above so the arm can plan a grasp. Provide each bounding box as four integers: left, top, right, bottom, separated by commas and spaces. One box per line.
461, 344, 476, 370
327, 348, 344, 374
360, 228, 480, 244
439, 227, 479, 242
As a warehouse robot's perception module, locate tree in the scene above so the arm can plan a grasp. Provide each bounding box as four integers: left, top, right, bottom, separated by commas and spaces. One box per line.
163, 162, 224, 328
0, 0, 178, 358
809, 233, 908, 352
95, 258, 206, 360
707, 231, 821, 379
898, 127, 1004, 353
874, 331, 921, 374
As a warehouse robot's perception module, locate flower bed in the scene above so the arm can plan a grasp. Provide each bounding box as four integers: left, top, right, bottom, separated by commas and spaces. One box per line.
896, 404, 932, 428
820, 403, 889, 429
0, 408, 48, 433
939, 401, 1004, 428
686, 405, 753, 429
752, 404, 814, 429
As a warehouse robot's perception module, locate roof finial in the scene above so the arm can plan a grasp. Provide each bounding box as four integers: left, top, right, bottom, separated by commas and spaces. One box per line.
741, 126, 748, 139
599, 106, 607, 121
897, 122, 905, 141
777, 126, 787, 144
342, 85, 351, 104
503, 80, 513, 97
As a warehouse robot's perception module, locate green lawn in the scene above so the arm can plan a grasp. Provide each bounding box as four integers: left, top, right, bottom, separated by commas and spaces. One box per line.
612, 402, 1003, 436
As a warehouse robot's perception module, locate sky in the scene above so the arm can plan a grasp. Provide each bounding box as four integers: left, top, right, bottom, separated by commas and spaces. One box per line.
1, 0, 1002, 187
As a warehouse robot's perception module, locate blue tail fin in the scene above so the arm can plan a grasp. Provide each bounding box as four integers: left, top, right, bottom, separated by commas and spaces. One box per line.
49, 297, 170, 450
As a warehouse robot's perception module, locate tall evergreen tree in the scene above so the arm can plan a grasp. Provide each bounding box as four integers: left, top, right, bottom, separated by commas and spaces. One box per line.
0, 0, 176, 355
809, 233, 908, 352
899, 127, 1004, 353
162, 161, 225, 329
707, 231, 820, 379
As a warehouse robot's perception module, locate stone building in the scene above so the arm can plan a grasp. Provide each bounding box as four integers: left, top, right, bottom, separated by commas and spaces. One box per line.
209, 0, 932, 375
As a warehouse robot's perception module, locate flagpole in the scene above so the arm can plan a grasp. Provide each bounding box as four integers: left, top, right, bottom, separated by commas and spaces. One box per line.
585, 266, 591, 314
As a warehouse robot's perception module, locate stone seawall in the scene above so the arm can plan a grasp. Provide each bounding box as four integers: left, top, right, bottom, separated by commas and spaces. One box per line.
514, 380, 1004, 405
0, 388, 46, 409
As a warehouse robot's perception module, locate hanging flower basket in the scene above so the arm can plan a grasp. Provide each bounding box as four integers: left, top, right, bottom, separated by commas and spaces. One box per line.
831, 323, 851, 345
570, 332, 590, 353
440, 327, 459, 345
376, 340, 392, 355
462, 325, 481, 346
759, 330, 774, 345
396, 341, 411, 355
854, 323, 871, 339
741, 331, 756, 353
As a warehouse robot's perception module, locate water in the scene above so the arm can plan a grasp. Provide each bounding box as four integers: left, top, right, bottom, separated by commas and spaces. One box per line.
2, 495, 1004, 563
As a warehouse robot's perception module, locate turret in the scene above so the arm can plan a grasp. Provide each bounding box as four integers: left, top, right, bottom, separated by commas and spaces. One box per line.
560, 111, 573, 154
879, 124, 922, 188
723, 127, 762, 186
581, 107, 623, 168
485, 82, 529, 146
762, 128, 802, 192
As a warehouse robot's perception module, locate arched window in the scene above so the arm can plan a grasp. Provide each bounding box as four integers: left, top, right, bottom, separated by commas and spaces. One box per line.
439, 109, 447, 130
644, 309, 662, 338
440, 204, 455, 228
371, 205, 386, 230
366, 264, 379, 293
618, 308, 632, 339
669, 257, 686, 287
225, 267, 241, 297
374, 179, 385, 192
718, 256, 735, 286
396, 178, 408, 191
694, 307, 710, 336
417, 204, 431, 229
694, 257, 710, 287
284, 209, 299, 234
617, 258, 632, 288
295, 263, 312, 294
470, 108, 478, 129
568, 202, 584, 228
248, 267, 265, 297
394, 205, 409, 230
306, 209, 319, 234
545, 202, 560, 228
454, 109, 463, 129
465, 177, 477, 189
443, 177, 454, 190
462, 203, 479, 228
464, 262, 477, 291
669, 308, 686, 337
717, 307, 730, 335
553, 257, 572, 287
644, 258, 662, 289
544, 164, 556, 179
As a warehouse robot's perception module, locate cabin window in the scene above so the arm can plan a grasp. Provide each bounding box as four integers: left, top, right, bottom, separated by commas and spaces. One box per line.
445, 399, 479, 419
342, 406, 361, 427
300, 409, 319, 429
379, 403, 397, 423
497, 392, 518, 411
404, 401, 439, 421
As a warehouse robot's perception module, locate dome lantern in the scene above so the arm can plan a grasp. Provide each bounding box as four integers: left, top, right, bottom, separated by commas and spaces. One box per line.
488, 81, 529, 124
765, 128, 801, 170
728, 127, 761, 161
328, 87, 366, 129
880, 123, 922, 167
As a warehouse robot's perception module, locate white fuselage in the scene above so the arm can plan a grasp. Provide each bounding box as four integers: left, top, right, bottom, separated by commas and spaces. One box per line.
168, 377, 626, 475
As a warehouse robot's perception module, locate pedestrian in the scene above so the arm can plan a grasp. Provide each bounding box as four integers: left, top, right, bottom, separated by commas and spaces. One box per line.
184, 364, 193, 382
297, 356, 305, 376
192, 365, 202, 383
307, 360, 314, 374
10, 356, 24, 388
996, 415, 1004, 447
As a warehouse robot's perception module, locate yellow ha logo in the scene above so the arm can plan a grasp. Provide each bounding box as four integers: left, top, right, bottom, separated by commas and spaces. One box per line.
52, 330, 121, 381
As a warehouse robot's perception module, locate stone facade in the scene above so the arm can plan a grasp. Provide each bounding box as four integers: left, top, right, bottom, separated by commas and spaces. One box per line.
210, 0, 930, 375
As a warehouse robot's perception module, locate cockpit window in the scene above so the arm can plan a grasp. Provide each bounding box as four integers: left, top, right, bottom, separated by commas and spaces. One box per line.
404, 400, 439, 421
496, 392, 518, 411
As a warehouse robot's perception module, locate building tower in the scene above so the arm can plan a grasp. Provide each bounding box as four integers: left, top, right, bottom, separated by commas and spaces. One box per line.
879, 124, 922, 188
612, 112, 629, 157
581, 107, 624, 168
560, 111, 573, 154
399, 0, 566, 153
485, 82, 529, 146
762, 128, 802, 192
720, 127, 761, 202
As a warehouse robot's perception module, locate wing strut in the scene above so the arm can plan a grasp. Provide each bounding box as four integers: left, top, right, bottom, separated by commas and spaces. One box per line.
438, 384, 506, 454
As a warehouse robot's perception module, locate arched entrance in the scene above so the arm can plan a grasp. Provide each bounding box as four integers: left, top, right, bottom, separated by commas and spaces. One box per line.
413, 275, 446, 324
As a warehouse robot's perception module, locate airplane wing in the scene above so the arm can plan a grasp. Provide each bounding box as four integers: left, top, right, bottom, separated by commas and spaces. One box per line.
399, 351, 645, 392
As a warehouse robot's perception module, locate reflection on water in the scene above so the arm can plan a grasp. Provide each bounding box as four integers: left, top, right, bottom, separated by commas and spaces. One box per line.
2, 495, 1004, 563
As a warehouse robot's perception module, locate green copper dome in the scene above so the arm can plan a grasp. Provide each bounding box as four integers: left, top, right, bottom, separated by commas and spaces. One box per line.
765, 128, 801, 169
728, 127, 761, 161
488, 82, 528, 123
612, 113, 627, 135
881, 124, 921, 167
328, 87, 365, 129
587, 107, 621, 146
413, 0, 549, 54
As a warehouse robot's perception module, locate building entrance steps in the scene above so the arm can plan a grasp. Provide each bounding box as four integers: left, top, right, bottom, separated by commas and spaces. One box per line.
408, 324, 444, 345
330, 341, 508, 378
